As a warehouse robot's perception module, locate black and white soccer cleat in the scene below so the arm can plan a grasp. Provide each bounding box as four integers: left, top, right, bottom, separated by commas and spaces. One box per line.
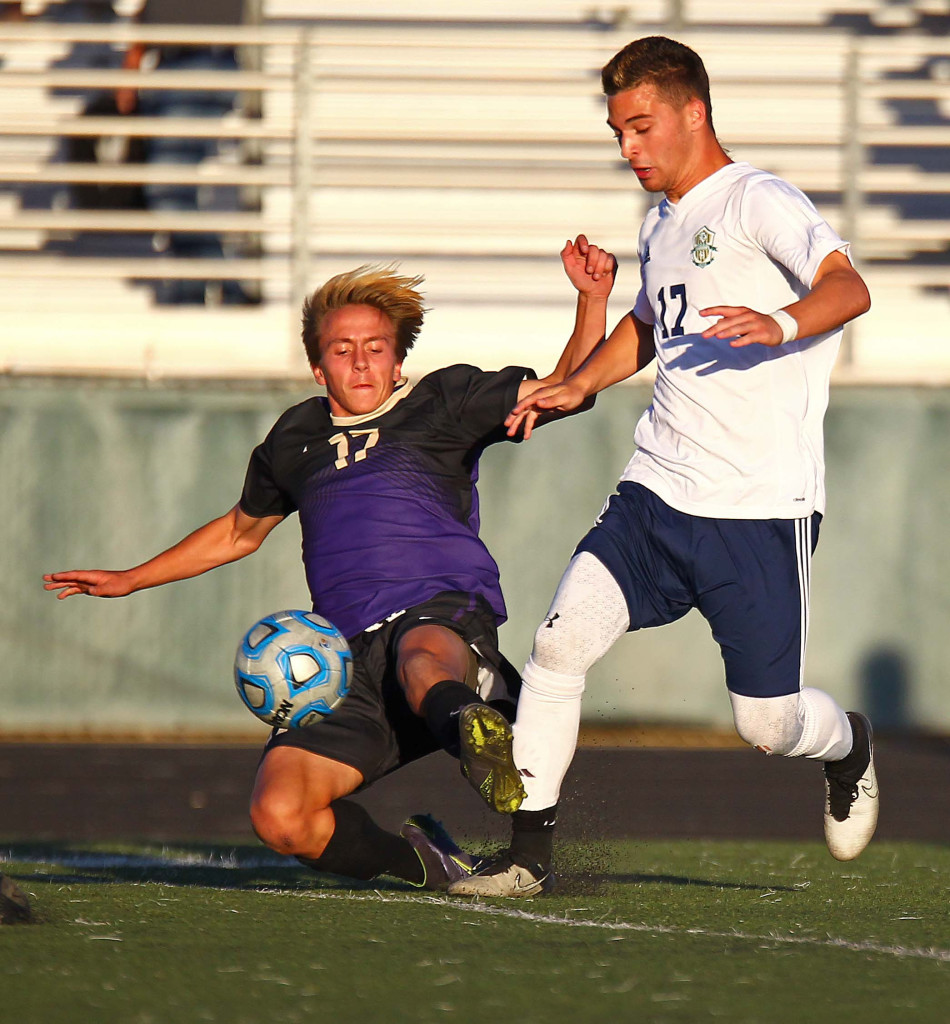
447, 851, 553, 898
823, 711, 879, 861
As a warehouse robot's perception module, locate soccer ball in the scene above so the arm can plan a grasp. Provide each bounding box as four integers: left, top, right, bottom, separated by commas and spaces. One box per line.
234, 610, 353, 728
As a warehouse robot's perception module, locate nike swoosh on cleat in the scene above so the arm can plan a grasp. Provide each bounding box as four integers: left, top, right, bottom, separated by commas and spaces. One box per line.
512, 871, 546, 893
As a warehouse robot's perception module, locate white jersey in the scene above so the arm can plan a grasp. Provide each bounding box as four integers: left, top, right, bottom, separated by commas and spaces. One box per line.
623, 161, 849, 519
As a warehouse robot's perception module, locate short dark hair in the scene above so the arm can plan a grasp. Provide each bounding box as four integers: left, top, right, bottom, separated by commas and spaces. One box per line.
300, 264, 426, 366
601, 36, 714, 134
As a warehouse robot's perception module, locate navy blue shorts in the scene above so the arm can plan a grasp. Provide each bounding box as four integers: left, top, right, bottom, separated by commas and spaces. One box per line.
575, 482, 821, 698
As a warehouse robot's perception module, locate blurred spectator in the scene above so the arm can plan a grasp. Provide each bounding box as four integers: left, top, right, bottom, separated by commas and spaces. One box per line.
121, 0, 254, 304
68, 88, 147, 212
0, 2, 24, 69
50, 2, 147, 213
0, 2, 24, 24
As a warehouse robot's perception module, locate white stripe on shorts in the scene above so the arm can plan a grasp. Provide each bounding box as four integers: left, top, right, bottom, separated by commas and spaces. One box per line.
795, 517, 811, 689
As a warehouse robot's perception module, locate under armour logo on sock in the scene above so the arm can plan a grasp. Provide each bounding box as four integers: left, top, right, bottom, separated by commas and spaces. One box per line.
543, 613, 560, 628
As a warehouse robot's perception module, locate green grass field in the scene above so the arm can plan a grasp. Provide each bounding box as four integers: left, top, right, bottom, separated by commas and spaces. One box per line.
2, 839, 948, 1024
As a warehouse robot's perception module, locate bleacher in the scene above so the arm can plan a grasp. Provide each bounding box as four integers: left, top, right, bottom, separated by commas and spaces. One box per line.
0, 0, 947, 380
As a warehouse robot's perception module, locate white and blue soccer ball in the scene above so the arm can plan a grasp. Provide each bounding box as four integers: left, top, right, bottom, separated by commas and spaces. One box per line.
234, 610, 353, 728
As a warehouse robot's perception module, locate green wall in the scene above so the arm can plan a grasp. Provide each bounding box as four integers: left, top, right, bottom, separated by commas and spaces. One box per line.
3, 377, 947, 735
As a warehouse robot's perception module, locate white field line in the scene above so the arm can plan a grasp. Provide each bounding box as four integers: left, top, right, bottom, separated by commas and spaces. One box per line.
3, 850, 294, 870
7, 851, 949, 964
276, 889, 950, 965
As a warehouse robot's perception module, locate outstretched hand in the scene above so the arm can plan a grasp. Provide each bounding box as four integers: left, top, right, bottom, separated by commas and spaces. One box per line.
561, 234, 617, 297
700, 306, 784, 347
43, 569, 133, 600
505, 379, 588, 440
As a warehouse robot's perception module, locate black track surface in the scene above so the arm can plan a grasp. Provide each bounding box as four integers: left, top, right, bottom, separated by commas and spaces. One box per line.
1, 736, 946, 847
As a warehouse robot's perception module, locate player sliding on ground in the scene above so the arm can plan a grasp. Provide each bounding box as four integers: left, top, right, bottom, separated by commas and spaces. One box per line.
450, 36, 878, 898
43, 258, 609, 892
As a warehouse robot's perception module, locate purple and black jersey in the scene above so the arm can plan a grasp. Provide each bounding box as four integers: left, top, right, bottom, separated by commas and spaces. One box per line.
239, 364, 534, 639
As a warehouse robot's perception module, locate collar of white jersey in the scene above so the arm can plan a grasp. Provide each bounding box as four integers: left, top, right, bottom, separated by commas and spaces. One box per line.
328, 377, 413, 427
662, 160, 750, 216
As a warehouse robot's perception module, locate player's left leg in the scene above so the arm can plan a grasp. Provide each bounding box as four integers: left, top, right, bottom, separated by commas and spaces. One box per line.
698, 513, 878, 860
729, 691, 877, 860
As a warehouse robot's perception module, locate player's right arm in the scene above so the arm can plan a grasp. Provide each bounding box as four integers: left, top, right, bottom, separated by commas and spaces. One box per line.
42, 505, 284, 600
507, 310, 655, 439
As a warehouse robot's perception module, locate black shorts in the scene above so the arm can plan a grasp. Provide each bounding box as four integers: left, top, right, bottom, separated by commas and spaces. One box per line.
263, 591, 521, 787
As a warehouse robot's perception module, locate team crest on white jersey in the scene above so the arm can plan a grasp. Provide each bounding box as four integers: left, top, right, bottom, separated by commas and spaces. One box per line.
691, 226, 717, 267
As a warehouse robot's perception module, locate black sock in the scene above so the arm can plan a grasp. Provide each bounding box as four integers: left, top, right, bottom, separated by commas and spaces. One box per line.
510, 806, 557, 869
829, 713, 868, 772
296, 798, 423, 885
420, 679, 481, 758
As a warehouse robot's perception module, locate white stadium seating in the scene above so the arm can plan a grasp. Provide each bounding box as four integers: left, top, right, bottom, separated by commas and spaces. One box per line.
0, 4, 947, 380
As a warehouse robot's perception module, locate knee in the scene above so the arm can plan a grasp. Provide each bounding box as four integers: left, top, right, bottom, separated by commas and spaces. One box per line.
730, 692, 803, 756
530, 615, 600, 678
530, 619, 559, 670
396, 625, 470, 715
249, 789, 330, 857
531, 612, 591, 673
398, 654, 433, 715
530, 597, 627, 679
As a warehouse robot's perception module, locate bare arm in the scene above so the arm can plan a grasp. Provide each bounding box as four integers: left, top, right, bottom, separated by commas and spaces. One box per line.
116, 42, 144, 115
513, 235, 621, 431
508, 310, 656, 439
43, 505, 284, 600
700, 249, 871, 348
544, 234, 617, 385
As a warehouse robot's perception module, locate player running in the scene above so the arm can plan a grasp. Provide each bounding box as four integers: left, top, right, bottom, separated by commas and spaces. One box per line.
43, 255, 611, 892
451, 36, 878, 898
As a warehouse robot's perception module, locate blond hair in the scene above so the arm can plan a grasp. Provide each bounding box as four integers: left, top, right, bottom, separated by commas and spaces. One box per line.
301, 265, 426, 365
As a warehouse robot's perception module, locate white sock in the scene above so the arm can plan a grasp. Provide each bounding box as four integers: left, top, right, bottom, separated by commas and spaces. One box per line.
513, 656, 586, 811
787, 687, 853, 761
512, 552, 629, 810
